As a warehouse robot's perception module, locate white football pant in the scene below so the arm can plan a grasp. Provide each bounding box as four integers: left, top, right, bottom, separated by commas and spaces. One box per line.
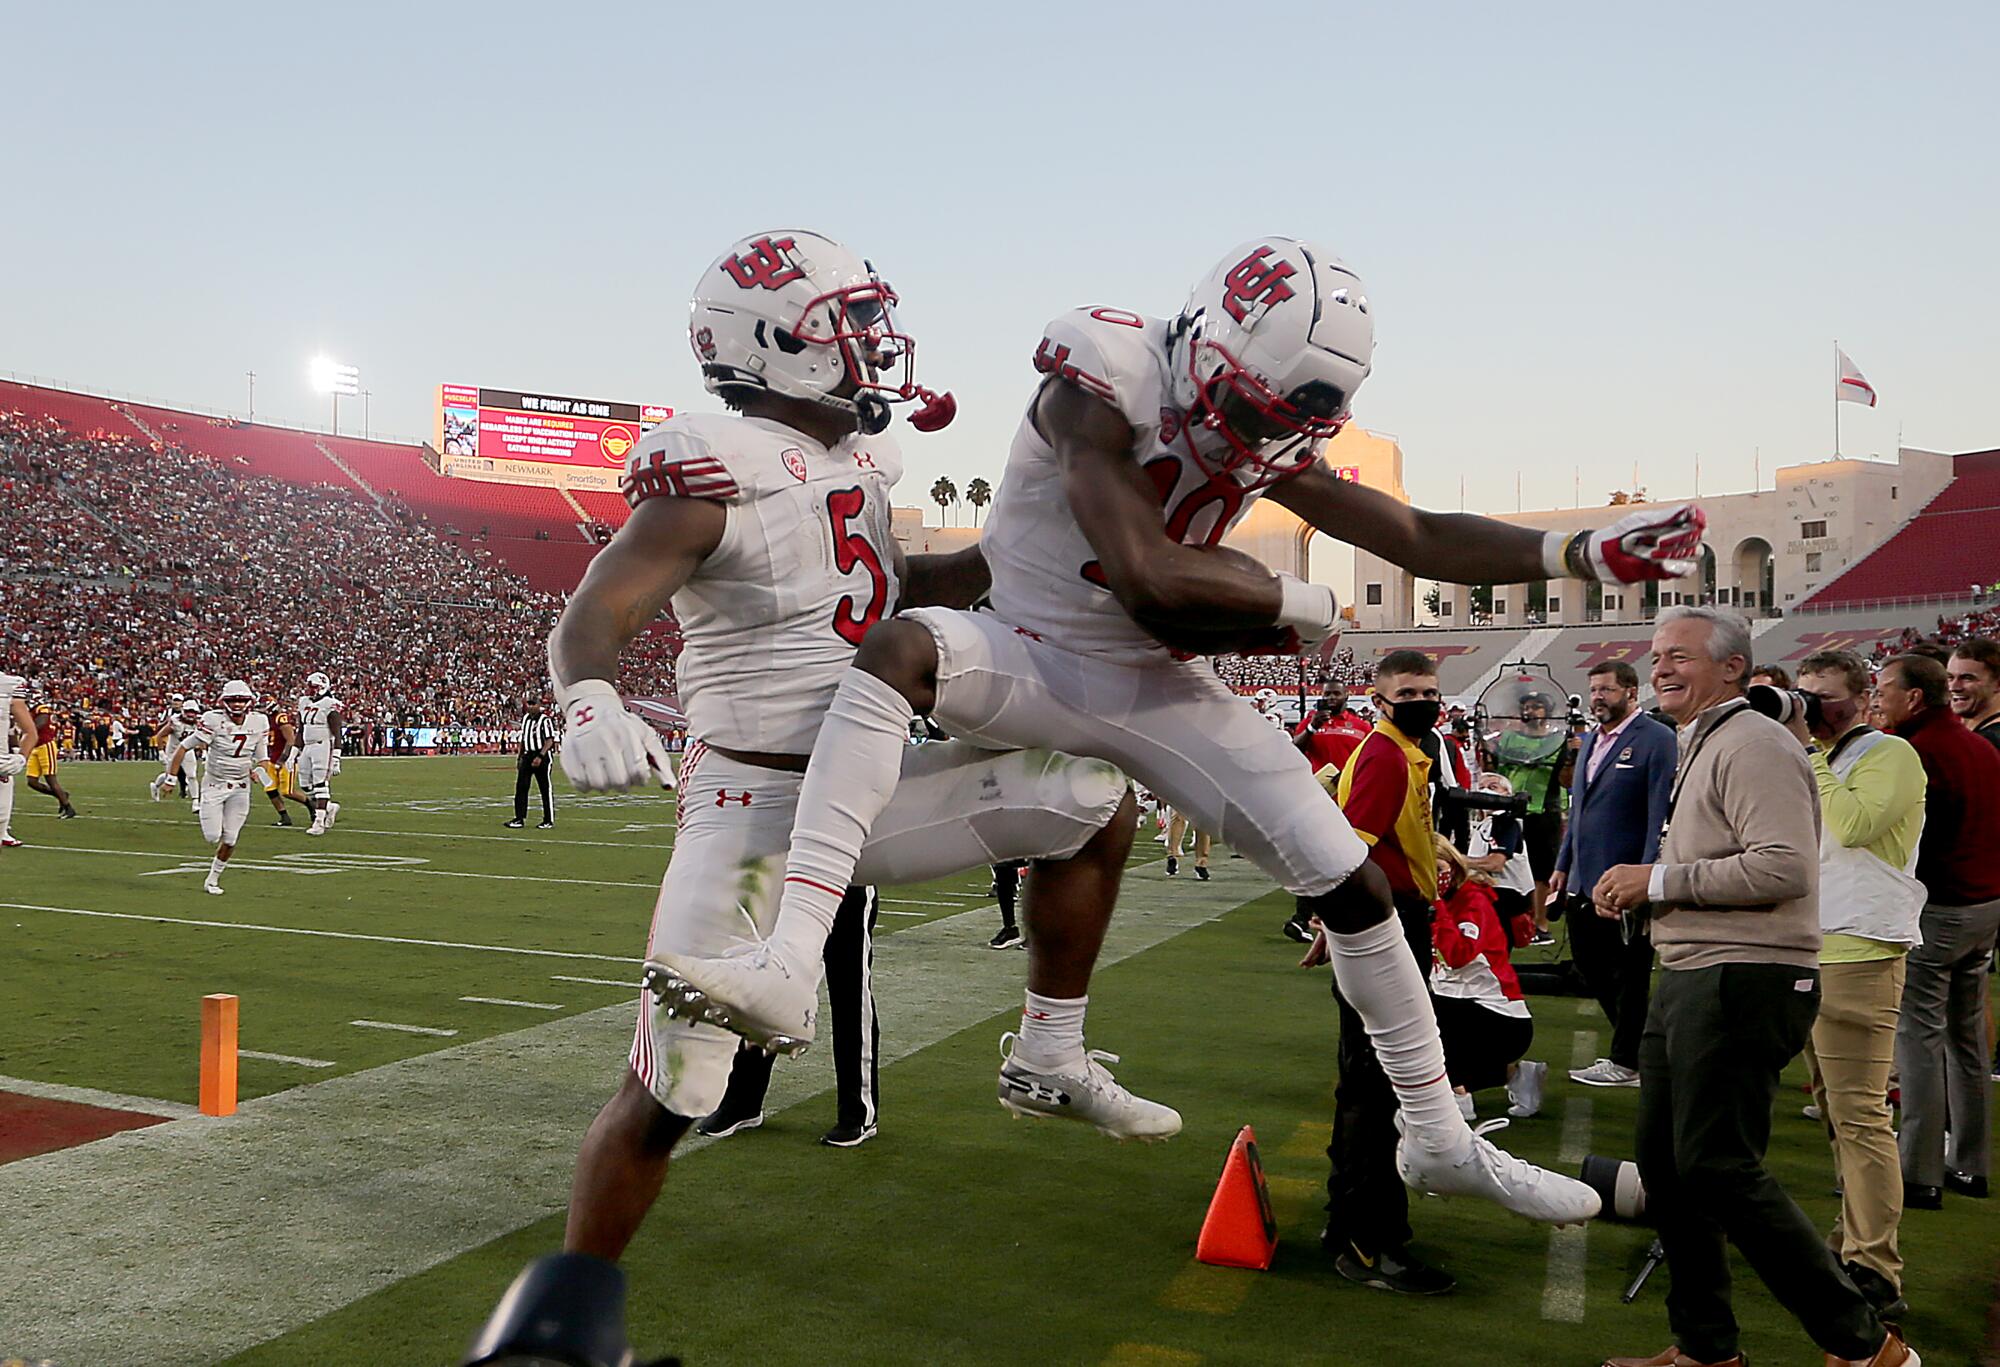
631, 738, 1125, 1119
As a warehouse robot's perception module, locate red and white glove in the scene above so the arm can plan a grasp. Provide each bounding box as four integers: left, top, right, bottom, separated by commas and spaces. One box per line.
0, 753, 27, 778
555, 678, 673, 793
1273, 574, 1340, 648
1547, 503, 1706, 584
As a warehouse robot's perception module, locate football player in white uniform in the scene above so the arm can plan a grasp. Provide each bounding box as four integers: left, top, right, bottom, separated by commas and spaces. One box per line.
0, 670, 36, 849
160, 680, 270, 895
551, 231, 1165, 1263
155, 698, 204, 809
296, 672, 344, 835
662, 237, 1708, 1228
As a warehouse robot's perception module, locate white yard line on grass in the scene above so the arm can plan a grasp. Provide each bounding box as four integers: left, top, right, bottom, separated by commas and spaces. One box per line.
0, 856, 1262, 1365
11, 842, 658, 889
350, 1020, 459, 1037
549, 975, 639, 988
0, 901, 641, 964
0, 1072, 202, 1120
13, 809, 669, 850
1541, 1028, 1601, 1325
240, 1051, 336, 1069
459, 996, 564, 1011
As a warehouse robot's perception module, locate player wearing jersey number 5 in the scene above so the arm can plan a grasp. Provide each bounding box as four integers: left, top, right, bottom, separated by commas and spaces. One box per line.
551, 231, 1169, 1271
663, 236, 1706, 1229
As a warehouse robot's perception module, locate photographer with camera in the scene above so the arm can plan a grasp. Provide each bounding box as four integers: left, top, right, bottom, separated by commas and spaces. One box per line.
1554, 661, 1675, 1089
1594, 608, 1913, 1367
1774, 651, 1927, 1320
1484, 689, 1572, 942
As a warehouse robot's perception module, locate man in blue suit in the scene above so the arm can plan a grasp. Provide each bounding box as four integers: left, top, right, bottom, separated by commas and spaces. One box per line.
1551, 660, 1677, 1087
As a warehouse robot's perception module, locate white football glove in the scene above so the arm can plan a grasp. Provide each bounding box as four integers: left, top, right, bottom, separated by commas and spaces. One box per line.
556, 679, 673, 793
1273, 573, 1340, 650
1549, 503, 1707, 584
0, 753, 26, 778
328, 752, 342, 777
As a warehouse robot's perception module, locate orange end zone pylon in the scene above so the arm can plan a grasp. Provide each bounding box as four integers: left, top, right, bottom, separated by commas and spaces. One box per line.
199, 993, 238, 1117
1195, 1124, 1278, 1270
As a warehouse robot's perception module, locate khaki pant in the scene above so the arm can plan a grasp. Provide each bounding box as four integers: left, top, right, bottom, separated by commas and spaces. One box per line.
1804, 956, 1907, 1289
1166, 810, 1210, 867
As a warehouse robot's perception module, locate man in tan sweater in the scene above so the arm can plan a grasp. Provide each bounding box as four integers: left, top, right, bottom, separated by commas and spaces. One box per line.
1593, 607, 1916, 1367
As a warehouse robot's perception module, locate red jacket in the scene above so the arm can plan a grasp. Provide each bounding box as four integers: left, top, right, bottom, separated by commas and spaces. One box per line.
1894, 706, 2000, 905
1431, 881, 1529, 1017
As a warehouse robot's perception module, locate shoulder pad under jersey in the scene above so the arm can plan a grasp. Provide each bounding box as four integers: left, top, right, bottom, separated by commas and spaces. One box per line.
621, 413, 781, 508
1031, 307, 1167, 430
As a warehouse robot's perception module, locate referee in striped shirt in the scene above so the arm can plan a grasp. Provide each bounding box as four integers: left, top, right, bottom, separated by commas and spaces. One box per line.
508, 697, 559, 829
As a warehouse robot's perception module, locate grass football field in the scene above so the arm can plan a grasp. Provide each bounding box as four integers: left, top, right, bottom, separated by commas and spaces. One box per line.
3, 757, 1996, 1366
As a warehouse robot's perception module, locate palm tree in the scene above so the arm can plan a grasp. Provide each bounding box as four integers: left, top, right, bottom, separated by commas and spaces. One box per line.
965, 477, 992, 526
930, 476, 958, 526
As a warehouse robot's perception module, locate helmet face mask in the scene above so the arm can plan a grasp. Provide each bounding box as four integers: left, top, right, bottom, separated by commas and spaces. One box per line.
221, 680, 254, 722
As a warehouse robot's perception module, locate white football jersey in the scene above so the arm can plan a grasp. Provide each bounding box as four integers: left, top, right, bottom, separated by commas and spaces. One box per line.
622, 412, 903, 754
193, 710, 271, 785
298, 694, 342, 744
982, 308, 1272, 661
0, 672, 21, 756
163, 714, 198, 747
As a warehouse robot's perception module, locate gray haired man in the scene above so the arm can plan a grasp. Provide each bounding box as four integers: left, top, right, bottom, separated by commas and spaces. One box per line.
1593, 609, 1914, 1367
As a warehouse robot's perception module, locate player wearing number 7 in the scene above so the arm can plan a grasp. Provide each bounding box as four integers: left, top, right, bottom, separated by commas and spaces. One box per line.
659, 236, 1708, 1229
157, 680, 270, 895
549, 231, 1170, 1266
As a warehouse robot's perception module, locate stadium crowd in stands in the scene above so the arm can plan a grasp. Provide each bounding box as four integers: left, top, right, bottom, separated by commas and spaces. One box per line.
0, 411, 679, 744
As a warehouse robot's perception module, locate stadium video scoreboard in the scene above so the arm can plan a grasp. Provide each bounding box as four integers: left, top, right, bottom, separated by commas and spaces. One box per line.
436, 384, 671, 492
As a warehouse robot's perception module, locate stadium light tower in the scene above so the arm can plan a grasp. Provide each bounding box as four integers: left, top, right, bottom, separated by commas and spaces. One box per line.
309, 354, 359, 435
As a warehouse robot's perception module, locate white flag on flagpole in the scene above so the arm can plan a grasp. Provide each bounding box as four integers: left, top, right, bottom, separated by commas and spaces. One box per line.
1836, 348, 1877, 407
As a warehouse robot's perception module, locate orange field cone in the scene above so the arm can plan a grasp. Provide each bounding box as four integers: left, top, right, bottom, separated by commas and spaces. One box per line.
199, 993, 238, 1117
1195, 1125, 1278, 1270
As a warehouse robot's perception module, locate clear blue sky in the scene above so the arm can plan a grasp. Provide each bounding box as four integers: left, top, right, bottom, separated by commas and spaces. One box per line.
5, 1, 1993, 520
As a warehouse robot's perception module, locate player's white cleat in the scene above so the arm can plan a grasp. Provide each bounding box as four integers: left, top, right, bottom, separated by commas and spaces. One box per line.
325, 801, 340, 828
0, 836, 22, 848
645, 941, 818, 1056
203, 880, 224, 896
306, 820, 326, 837
996, 1032, 1182, 1141
1397, 1126, 1600, 1226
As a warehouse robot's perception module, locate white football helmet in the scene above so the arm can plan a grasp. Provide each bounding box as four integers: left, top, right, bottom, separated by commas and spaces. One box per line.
306, 671, 331, 694
689, 230, 955, 436
1254, 688, 1279, 710
181, 698, 202, 718
220, 679, 254, 721
1166, 237, 1373, 489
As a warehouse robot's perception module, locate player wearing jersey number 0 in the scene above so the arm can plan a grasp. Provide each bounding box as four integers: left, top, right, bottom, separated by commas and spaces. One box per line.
661, 236, 1708, 1230
552, 231, 1171, 1270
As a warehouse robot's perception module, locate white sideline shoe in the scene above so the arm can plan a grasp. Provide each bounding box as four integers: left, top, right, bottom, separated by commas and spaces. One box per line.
1569, 1058, 1640, 1088
646, 940, 818, 1056
306, 821, 326, 836
996, 1032, 1182, 1141
1397, 1126, 1600, 1225
1507, 1060, 1547, 1118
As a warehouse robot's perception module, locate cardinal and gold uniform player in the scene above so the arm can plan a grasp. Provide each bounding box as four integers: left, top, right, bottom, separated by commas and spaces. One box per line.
24, 701, 78, 818
256, 697, 309, 824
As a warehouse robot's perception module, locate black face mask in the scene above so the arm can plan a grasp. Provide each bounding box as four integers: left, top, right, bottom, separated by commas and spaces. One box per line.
1377, 697, 1442, 737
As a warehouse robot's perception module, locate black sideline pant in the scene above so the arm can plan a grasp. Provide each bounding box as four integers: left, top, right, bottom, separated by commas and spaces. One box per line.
1637, 964, 1882, 1363
1567, 896, 1654, 1070
514, 753, 553, 824
1434, 995, 1533, 1093
714, 887, 880, 1130
1323, 891, 1434, 1255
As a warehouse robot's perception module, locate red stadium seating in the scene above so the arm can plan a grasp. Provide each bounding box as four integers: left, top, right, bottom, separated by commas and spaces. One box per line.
440, 534, 600, 594
0, 380, 146, 442
572, 489, 632, 529
117, 401, 369, 494
1803, 449, 2000, 608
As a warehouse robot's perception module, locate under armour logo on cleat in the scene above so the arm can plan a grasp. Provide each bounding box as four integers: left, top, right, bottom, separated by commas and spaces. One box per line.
1003, 1076, 1070, 1107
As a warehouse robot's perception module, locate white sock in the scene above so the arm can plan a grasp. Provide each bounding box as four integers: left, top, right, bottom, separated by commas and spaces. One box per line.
207, 857, 226, 884
1013, 991, 1087, 1070
1328, 917, 1466, 1147
0, 776, 14, 839
769, 670, 913, 969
